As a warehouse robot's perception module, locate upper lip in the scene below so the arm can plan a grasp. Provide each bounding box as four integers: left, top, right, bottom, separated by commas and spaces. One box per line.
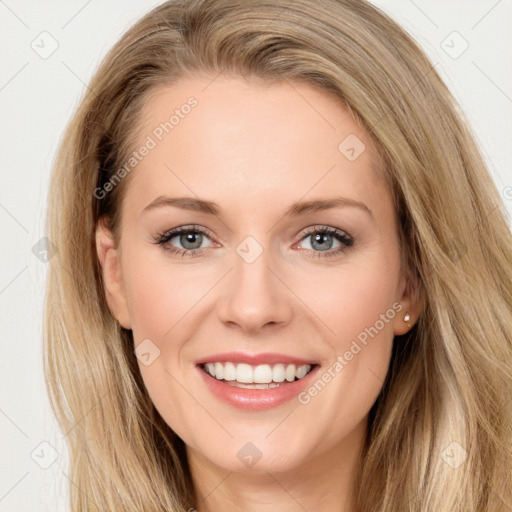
195, 352, 318, 366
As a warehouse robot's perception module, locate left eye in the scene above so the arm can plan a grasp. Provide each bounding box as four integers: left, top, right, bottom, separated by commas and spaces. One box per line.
155, 225, 214, 256
168, 230, 210, 250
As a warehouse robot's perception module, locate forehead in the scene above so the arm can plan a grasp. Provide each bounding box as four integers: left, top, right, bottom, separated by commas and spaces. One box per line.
123, 74, 390, 220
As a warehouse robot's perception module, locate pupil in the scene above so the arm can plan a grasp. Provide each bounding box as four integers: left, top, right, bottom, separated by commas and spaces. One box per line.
312, 233, 332, 251
182, 232, 202, 249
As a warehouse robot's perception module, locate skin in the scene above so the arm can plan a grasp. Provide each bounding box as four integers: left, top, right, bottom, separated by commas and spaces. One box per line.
96, 74, 421, 512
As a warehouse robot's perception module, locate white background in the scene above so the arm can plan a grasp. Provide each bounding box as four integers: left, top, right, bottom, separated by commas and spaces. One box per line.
1, 1, 511, 510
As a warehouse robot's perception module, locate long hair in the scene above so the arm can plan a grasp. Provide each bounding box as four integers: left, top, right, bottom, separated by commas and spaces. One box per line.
43, 0, 512, 510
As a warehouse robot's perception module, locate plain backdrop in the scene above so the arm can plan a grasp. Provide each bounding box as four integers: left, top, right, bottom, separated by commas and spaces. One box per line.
1, 1, 511, 510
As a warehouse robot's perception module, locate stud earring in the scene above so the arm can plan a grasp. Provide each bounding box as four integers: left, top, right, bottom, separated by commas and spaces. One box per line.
404, 312, 411, 328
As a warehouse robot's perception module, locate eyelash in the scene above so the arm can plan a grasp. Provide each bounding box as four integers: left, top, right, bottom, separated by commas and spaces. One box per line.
153, 224, 354, 259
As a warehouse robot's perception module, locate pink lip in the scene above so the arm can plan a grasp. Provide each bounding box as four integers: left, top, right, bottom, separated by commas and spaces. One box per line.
195, 351, 317, 366
197, 363, 320, 411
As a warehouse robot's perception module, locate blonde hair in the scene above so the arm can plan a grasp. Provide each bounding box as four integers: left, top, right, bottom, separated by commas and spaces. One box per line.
44, 0, 512, 510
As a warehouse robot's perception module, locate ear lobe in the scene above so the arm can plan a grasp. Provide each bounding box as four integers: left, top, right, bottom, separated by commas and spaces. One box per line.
95, 220, 132, 329
393, 271, 422, 336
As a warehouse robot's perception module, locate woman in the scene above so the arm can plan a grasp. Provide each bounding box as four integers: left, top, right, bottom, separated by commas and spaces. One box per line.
43, 0, 512, 510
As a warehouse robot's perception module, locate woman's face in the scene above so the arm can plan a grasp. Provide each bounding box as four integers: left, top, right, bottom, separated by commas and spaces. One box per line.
97, 74, 416, 475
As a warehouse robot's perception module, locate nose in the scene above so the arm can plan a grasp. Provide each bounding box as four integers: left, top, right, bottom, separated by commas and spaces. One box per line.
217, 244, 293, 334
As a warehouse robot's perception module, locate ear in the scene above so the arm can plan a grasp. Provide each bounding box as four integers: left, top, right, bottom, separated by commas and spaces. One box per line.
393, 270, 422, 336
95, 219, 132, 329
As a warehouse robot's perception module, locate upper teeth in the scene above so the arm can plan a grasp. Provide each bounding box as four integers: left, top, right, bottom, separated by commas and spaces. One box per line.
204, 362, 312, 384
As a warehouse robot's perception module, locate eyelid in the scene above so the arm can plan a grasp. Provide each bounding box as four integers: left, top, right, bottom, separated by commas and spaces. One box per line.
298, 224, 351, 238
157, 224, 216, 242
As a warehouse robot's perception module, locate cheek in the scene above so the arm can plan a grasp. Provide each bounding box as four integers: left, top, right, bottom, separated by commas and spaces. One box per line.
120, 248, 208, 440
122, 247, 214, 339
294, 254, 400, 350
288, 254, 399, 429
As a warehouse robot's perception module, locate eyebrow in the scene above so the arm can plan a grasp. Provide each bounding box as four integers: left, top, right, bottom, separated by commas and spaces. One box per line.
142, 195, 373, 219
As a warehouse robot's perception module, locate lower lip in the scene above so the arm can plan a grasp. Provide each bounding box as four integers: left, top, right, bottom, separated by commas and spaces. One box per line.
197, 365, 320, 411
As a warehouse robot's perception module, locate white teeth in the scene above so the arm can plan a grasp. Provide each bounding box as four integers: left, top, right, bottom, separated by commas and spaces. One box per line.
226, 381, 282, 389
236, 363, 253, 383
214, 362, 224, 380
272, 364, 285, 382
223, 362, 236, 381
296, 365, 309, 379
205, 362, 215, 376
203, 361, 313, 384
253, 364, 273, 383
285, 364, 296, 382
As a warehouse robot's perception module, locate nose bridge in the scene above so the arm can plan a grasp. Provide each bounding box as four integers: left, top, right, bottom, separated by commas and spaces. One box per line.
217, 234, 292, 331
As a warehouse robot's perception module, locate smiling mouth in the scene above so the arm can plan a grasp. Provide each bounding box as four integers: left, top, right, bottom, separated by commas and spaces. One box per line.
201, 361, 316, 389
